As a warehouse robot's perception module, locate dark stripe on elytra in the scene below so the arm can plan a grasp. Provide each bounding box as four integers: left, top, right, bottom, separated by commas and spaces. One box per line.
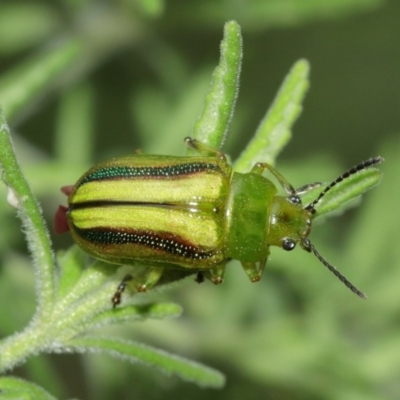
73, 226, 215, 260
78, 162, 222, 188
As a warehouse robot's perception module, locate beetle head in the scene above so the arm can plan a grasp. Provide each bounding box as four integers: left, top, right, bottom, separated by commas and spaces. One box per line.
269, 157, 384, 299
268, 194, 311, 251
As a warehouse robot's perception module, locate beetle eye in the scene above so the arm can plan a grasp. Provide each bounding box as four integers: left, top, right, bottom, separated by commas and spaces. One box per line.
282, 238, 296, 251
288, 195, 301, 205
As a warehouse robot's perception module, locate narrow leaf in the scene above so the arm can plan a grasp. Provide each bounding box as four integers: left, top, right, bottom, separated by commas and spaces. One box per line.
191, 20, 242, 151
234, 59, 310, 172
306, 168, 383, 218
56, 246, 87, 300
55, 83, 95, 164
83, 302, 182, 330
0, 39, 82, 121
0, 376, 57, 400
54, 258, 117, 312
68, 337, 225, 389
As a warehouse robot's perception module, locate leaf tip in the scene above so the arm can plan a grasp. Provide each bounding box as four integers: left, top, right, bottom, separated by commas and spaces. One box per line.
292, 58, 310, 78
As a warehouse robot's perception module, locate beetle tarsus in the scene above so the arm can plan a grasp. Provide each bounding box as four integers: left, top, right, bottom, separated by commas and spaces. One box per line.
112, 282, 126, 308
195, 272, 205, 284
112, 274, 133, 308
137, 284, 148, 292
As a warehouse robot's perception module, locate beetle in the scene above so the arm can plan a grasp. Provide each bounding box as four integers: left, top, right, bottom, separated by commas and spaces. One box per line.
54, 137, 383, 306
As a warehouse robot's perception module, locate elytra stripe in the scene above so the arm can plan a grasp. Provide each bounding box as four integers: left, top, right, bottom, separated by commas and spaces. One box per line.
71, 173, 228, 206
73, 226, 215, 260
69, 204, 224, 250
78, 162, 222, 188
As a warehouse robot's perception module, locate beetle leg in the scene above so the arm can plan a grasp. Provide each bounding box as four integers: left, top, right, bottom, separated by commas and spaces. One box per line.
259, 257, 267, 276
136, 267, 165, 292
111, 267, 164, 307
241, 258, 267, 282
251, 162, 296, 196
295, 182, 322, 195
112, 274, 132, 307
195, 272, 205, 283
184, 137, 224, 157
202, 263, 226, 285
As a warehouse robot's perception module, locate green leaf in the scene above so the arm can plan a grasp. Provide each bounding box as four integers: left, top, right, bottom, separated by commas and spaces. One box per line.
0, 376, 57, 400
303, 167, 383, 218
0, 4, 61, 55
234, 59, 310, 171
136, 0, 165, 17
56, 246, 87, 301
68, 336, 226, 389
0, 108, 55, 319
190, 20, 242, 151
134, 71, 212, 155
55, 83, 95, 165
54, 257, 117, 312
82, 302, 182, 330
0, 38, 82, 121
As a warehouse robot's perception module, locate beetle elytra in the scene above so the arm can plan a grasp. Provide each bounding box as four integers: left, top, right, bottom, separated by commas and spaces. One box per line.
54, 138, 383, 306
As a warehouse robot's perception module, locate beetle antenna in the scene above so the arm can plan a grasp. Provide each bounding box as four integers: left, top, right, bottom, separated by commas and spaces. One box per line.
305, 156, 384, 214
301, 238, 366, 299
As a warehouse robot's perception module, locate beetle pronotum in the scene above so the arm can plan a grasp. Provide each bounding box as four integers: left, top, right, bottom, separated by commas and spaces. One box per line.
55, 138, 383, 306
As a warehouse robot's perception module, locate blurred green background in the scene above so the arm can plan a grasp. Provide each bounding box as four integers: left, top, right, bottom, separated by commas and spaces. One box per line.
0, 0, 399, 399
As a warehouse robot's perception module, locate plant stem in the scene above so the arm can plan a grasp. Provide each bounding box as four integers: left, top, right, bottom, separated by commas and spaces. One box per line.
0, 109, 56, 320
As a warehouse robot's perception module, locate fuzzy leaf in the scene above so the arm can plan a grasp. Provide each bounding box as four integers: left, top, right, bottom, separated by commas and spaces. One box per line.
304, 167, 382, 218
67, 337, 226, 388
82, 302, 182, 330
56, 246, 87, 300
0, 376, 57, 400
190, 20, 242, 151
234, 59, 310, 172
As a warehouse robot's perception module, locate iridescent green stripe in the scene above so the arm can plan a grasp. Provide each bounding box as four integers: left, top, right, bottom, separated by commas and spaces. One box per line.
79, 162, 222, 187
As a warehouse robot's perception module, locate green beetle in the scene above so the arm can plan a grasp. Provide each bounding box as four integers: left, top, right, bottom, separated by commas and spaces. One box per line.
55, 138, 383, 306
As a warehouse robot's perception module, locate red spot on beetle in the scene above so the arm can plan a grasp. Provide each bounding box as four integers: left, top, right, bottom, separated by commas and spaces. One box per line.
54, 186, 74, 234
61, 185, 74, 196
54, 205, 69, 234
